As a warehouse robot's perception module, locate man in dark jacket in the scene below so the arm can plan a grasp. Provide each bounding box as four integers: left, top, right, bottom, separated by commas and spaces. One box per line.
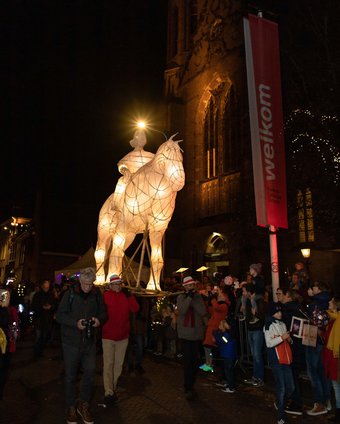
56, 268, 107, 424
31, 279, 57, 358
305, 281, 332, 416
177, 276, 207, 400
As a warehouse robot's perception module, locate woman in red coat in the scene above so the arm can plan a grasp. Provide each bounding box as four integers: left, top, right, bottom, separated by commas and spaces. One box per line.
323, 296, 340, 422
200, 286, 230, 372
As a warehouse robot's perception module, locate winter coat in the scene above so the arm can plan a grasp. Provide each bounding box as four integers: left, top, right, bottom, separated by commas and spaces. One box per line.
203, 299, 229, 347
31, 289, 57, 331
264, 316, 292, 365
102, 289, 139, 341
213, 329, 237, 360
176, 291, 207, 341
323, 321, 339, 381
56, 285, 107, 347
245, 297, 265, 331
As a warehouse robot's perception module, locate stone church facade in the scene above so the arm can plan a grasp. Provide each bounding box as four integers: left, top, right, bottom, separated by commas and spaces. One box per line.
163, 0, 265, 279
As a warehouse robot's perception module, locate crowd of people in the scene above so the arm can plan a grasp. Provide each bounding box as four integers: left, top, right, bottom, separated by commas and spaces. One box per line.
0, 262, 339, 424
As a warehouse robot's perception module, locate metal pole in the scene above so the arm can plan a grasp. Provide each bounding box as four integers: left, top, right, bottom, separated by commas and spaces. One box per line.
269, 225, 279, 301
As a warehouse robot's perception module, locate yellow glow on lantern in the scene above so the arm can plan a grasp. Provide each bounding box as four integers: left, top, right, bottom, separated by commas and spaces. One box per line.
96, 275, 105, 284
113, 234, 124, 248
95, 249, 105, 262
137, 121, 146, 129
115, 181, 126, 194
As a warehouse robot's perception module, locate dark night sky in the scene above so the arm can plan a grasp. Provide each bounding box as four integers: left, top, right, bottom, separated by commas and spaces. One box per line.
2, 1, 167, 253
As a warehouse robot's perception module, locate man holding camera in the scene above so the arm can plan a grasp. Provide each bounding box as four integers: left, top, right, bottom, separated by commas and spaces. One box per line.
101, 274, 139, 406
56, 267, 107, 424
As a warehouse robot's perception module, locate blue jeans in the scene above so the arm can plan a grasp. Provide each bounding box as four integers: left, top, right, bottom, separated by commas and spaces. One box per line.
271, 363, 295, 421
332, 380, 340, 409
306, 344, 331, 404
247, 330, 264, 380
62, 342, 96, 407
223, 358, 236, 390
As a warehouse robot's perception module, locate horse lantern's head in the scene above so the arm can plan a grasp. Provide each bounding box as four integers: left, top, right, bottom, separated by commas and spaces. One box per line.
155, 134, 185, 192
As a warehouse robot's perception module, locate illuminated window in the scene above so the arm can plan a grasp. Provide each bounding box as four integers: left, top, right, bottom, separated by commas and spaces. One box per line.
223, 86, 240, 173
204, 98, 218, 179
297, 188, 314, 243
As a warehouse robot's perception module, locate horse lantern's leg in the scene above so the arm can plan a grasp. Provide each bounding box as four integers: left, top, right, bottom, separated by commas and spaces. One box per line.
147, 230, 164, 291
95, 195, 116, 284
108, 230, 135, 279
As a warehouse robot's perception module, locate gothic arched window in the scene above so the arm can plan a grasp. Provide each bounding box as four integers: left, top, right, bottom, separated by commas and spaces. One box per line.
223, 86, 240, 173
204, 97, 218, 179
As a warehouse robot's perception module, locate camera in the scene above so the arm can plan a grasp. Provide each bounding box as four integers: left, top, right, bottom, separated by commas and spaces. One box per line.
81, 318, 95, 339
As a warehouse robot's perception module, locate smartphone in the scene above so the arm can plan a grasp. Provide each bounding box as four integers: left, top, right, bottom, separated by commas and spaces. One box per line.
0, 289, 9, 306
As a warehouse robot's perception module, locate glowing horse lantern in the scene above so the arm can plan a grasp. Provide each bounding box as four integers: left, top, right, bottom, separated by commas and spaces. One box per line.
95, 131, 185, 290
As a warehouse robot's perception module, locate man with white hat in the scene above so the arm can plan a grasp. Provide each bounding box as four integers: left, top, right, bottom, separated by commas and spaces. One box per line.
101, 274, 139, 406
176, 276, 207, 400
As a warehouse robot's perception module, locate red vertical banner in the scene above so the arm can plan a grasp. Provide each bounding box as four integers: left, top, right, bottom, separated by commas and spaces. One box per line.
244, 14, 288, 229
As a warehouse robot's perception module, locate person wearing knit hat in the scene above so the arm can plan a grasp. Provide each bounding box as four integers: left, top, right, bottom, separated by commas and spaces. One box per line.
182, 276, 195, 286
109, 274, 122, 285
264, 302, 294, 424
101, 274, 139, 406
267, 301, 282, 317
177, 274, 207, 401
250, 263, 262, 275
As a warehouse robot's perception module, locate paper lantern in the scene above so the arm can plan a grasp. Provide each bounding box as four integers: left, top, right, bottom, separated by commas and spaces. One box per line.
95, 130, 185, 290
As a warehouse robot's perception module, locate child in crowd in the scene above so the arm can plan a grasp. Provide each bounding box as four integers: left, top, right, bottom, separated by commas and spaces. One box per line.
201, 287, 230, 372
213, 318, 237, 393
163, 304, 177, 357
264, 302, 294, 424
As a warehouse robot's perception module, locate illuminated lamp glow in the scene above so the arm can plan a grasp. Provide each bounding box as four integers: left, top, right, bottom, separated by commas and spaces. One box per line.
301, 248, 311, 259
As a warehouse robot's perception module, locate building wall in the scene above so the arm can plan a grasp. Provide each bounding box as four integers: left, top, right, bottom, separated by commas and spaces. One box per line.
164, 0, 265, 278
164, 0, 340, 284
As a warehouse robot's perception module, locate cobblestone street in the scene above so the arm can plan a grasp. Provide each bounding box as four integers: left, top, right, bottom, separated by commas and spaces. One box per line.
0, 334, 333, 424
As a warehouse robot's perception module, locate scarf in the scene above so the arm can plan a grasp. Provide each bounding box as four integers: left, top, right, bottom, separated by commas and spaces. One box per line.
327, 310, 340, 358
183, 306, 195, 328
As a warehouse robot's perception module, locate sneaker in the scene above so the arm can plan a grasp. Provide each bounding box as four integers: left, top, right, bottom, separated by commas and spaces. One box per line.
284, 404, 303, 415
176, 353, 183, 358
238, 313, 246, 321
103, 392, 117, 406
77, 401, 94, 424
249, 317, 260, 324
252, 378, 264, 387
244, 376, 256, 385
215, 381, 227, 388
66, 406, 78, 424
199, 363, 213, 372
277, 419, 286, 424
326, 399, 332, 411
221, 387, 235, 393
306, 403, 328, 416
